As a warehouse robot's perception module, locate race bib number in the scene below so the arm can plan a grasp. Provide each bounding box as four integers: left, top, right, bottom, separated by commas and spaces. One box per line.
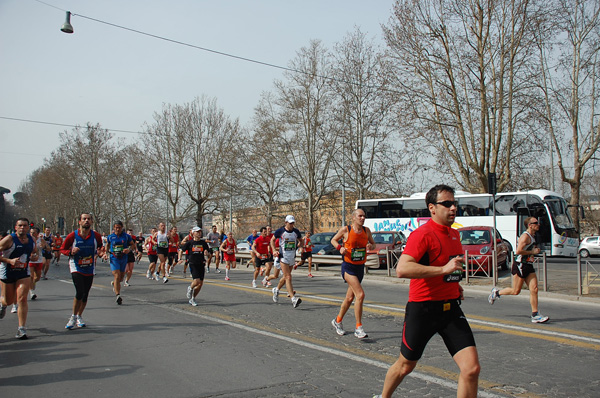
13, 254, 28, 269
78, 256, 93, 267
113, 245, 124, 253
212, 247, 219, 253
152, 244, 157, 251
259, 253, 268, 260
444, 255, 463, 282
443, 269, 463, 283
351, 248, 366, 262
192, 245, 204, 253
284, 241, 296, 251
158, 241, 168, 248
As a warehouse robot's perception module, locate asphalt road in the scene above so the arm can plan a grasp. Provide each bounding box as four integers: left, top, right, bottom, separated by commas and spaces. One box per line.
1, 257, 599, 397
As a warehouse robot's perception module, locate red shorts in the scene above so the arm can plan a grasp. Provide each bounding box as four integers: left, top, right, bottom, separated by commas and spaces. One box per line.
223, 253, 236, 262
29, 262, 43, 272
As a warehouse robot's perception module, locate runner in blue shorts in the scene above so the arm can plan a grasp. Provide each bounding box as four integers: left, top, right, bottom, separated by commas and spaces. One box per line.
103, 221, 135, 305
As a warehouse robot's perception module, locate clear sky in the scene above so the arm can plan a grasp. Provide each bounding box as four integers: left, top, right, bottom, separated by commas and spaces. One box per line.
0, 0, 396, 197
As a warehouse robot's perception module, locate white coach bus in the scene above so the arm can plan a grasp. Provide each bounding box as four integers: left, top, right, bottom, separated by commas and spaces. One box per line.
355, 189, 578, 257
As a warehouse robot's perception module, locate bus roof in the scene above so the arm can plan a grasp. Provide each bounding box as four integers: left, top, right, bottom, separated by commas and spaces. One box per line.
357, 189, 566, 203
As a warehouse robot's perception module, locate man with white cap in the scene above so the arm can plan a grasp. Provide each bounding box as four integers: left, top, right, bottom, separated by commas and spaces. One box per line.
271, 215, 303, 308
178, 226, 209, 306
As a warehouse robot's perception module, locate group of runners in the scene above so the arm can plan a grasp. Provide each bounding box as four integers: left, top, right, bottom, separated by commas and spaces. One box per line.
1, 184, 552, 398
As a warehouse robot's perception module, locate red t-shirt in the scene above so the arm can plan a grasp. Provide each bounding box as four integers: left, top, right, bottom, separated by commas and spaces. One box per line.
146, 236, 157, 255
402, 219, 463, 302
303, 237, 313, 253
253, 235, 271, 258
168, 234, 179, 253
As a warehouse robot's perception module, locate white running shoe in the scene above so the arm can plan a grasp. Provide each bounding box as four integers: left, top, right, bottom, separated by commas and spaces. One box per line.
272, 288, 279, 303
11, 304, 18, 313
531, 313, 549, 323
187, 286, 193, 299
291, 296, 302, 308
146, 271, 151, 279
124, 280, 130, 287
154, 273, 160, 281
261, 277, 268, 287
216, 269, 221, 274
488, 287, 500, 305
15, 326, 27, 340
331, 319, 345, 336
354, 326, 368, 339
252, 280, 257, 288
76, 315, 86, 328
163, 276, 169, 284
65, 315, 76, 329
189, 298, 198, 306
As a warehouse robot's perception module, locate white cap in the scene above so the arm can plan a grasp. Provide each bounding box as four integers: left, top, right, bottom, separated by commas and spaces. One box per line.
191, 226, 201, 232
285, 215, 296, 223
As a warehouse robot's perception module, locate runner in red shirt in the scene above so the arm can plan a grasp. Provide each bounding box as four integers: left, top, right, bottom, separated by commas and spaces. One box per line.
219, 233, 237, 281
294, 231, 314, 277
167, 227, 179, 276
251, 227, 272, 288
376, 185, 480, 398
145, 228, 158, 280
52, 233, 63, 265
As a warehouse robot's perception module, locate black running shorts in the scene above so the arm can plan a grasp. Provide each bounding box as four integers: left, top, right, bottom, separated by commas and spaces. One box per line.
189, 263, 205, 280
400, 299, 476, 361
512, 262, 535, 279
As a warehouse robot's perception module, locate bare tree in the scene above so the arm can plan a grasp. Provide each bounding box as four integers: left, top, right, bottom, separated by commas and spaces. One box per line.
109, 144, 156, 230
536, 0, 600, 230
179, 96, 243, 229
274, 40, 337, 233
245, 92, 291, 226
144, 105, 194, 227
383, 0, 543, 193
330, 27, 399, 200
54, 123, 114, 231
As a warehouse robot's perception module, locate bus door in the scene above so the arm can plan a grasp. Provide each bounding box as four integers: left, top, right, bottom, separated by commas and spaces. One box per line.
516, 206, 530, 238
527, 197, 552, 253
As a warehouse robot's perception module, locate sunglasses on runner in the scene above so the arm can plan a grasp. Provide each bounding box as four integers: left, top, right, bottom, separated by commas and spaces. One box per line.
435, 200, 458, 208
529, 221, 539, 225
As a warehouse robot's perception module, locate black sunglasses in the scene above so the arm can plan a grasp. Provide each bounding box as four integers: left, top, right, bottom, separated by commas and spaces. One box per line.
529, 221, 539, 225
435, 200, 458, 208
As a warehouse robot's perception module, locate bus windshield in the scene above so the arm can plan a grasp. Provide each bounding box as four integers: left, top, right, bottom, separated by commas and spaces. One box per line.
544, 197, 576, 232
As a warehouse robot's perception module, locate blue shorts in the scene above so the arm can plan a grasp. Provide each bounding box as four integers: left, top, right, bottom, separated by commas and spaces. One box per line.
341, 261, 365, 283
110, 256, 128, 272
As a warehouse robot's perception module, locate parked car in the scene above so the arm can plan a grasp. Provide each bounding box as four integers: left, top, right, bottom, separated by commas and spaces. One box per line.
458, 226, 512, 273
310, 232, 341, 256
236, 241, 250, 253
368, 231, 406, 268
578, 236, 600, 258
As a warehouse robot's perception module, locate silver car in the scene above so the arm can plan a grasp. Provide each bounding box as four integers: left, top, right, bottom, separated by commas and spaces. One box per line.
578, 236, 600, 258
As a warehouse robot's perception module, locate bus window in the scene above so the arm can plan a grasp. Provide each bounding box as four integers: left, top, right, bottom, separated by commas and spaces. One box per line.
358, 201, 379, 219
403, 199, 428, 217
457, 196, 491, 216
380, 200, 404, 218
495, 194, 527, 216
